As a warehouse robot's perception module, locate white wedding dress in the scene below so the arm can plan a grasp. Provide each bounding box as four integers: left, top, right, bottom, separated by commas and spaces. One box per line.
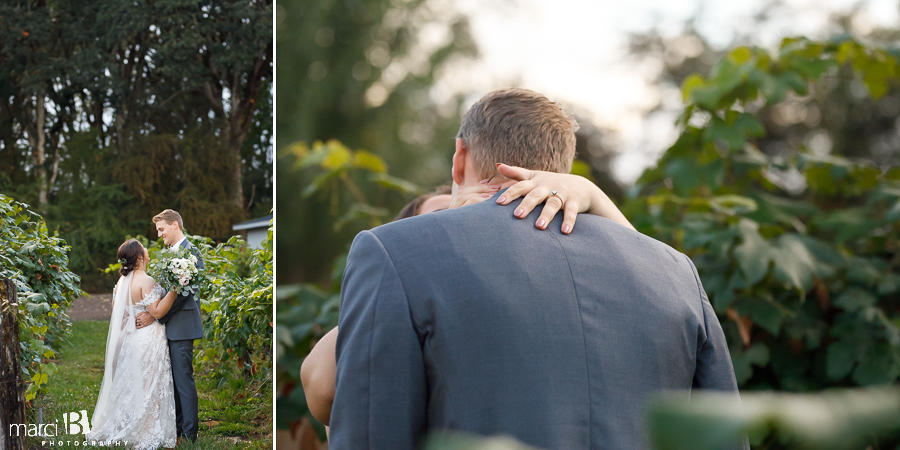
86, 272, 177, 449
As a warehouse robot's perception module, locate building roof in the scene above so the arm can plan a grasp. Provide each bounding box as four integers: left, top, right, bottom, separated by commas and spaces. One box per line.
232, 214, 273, 231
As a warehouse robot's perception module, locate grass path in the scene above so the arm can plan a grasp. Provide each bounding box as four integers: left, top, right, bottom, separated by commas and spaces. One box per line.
28, 320, 272, 449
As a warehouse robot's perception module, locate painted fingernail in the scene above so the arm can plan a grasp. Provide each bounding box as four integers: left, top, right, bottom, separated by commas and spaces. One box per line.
482, 193, 490, 198
489, 184, 500, 189
495, 163, 502, 168
497, 196, 506, 203
515, 208, 524, 217
480, 179, 489, 184
562, 225, 571, 234
536, 219, 546, 229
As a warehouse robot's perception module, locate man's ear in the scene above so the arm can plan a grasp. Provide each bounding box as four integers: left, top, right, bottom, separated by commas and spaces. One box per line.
452, 138, 467, 186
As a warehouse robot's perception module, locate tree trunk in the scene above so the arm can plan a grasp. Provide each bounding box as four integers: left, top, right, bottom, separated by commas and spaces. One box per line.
25, 95, 48, 210
0, 279, 26, 450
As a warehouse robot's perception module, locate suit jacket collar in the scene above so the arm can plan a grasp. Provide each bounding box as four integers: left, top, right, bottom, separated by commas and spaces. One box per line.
173, 236, 188, 249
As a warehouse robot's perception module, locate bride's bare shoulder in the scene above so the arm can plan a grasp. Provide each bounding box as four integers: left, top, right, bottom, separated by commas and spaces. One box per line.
132, 272, 157, 289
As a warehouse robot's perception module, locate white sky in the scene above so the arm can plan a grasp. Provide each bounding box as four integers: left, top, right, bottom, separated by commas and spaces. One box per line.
439, 0, 900, 182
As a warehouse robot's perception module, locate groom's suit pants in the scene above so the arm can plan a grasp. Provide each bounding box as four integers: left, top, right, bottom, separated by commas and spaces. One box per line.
169, 339, 199, 440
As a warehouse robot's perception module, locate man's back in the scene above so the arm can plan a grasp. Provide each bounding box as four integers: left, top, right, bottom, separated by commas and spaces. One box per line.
330, 195, 738, 449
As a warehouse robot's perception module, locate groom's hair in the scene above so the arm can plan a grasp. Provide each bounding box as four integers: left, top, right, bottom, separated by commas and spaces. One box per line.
457, 88, 578, 179
153, 209, 184, 231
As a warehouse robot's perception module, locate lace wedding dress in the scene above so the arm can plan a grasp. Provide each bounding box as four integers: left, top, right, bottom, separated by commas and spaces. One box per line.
86, 273, 177, 449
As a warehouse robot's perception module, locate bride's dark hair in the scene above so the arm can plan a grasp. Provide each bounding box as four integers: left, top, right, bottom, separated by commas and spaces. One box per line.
117, 239, 144, 277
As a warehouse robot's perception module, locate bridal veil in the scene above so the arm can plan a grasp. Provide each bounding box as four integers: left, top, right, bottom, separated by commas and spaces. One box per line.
90, 272, 136, 429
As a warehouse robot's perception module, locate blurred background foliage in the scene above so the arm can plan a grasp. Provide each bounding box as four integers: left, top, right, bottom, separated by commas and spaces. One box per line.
0, 0, 273, 291
277, 0, 900, 448
276, 0, 621, 286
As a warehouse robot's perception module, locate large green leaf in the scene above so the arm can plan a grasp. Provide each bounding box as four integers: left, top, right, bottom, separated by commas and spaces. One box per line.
825, 339, 856, 380
733, 219, 774, 285
834, 288, 877, 312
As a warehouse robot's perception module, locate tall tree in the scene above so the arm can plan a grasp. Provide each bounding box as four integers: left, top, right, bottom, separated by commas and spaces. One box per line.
0, 0, 273, 291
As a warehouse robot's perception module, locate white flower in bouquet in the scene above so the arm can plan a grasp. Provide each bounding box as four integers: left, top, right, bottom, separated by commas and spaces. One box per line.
148, 246, 204, 296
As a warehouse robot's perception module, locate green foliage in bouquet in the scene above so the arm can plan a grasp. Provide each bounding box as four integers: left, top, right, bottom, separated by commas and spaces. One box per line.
0, 194, 81, 401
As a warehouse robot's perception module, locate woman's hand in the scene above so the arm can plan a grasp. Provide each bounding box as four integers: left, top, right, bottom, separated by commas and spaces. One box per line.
495, 163, 635, 234
448, 180, 500, 209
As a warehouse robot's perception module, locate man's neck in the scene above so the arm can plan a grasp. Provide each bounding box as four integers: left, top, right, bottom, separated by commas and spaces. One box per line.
171, 235, 187, 248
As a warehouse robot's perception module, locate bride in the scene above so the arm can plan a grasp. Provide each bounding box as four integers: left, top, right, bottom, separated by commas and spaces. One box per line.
86, 239, 178, 449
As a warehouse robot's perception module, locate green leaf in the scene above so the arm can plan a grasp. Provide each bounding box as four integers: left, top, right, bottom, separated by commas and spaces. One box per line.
728, 46, 753, 64
709, 195, 757, 215
368, 173, 423, 195
852, 344, 900, 385
789, 58, 833, 78
731, 343, 770, 385
682, 74, 706, 101
877, 274, 900, 295
834, 288, 877, 312
745, 297, 791, 335
885, 201, 900, 222
771, 234, 819, 292
321, 143, 353, 170
778, 71, 808, 95
302, 169, 342, 197
826, 339, 856, 380
354, 150, 388, 173
733, 220, 774, 285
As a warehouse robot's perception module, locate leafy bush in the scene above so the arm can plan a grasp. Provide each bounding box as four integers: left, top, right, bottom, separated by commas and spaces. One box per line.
623, 36, 900, 392
198, 226, 274, 380
0, 194, 81, 400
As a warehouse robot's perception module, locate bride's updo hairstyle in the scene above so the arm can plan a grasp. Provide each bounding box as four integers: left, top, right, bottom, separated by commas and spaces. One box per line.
117, 239, 143, 277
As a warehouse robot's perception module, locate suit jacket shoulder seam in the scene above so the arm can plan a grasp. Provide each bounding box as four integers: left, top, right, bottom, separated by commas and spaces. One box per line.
682, 253, 710, 350
546, 231, 593, 445
364, 230, 421, 334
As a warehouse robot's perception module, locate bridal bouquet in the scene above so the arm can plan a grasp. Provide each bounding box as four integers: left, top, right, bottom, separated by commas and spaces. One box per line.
148, 247, 203, 296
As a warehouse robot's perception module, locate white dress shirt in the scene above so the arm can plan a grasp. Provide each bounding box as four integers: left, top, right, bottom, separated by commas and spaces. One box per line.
173, 236, 187, 248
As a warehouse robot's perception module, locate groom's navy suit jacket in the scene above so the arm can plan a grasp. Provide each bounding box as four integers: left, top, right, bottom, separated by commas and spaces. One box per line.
331, 192, 744, 450
158, 239, 204, 341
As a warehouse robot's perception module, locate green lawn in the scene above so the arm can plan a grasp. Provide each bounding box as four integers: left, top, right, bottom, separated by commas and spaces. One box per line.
28, 320, 272, 449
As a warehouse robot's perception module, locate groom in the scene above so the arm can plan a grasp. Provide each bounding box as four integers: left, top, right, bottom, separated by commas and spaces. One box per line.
135, 209, 203, 444
330, 89, 744, 449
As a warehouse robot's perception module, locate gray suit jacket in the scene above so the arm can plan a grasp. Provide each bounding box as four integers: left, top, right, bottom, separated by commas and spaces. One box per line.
331, 193, 742, 450
158, 239, 204, 341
